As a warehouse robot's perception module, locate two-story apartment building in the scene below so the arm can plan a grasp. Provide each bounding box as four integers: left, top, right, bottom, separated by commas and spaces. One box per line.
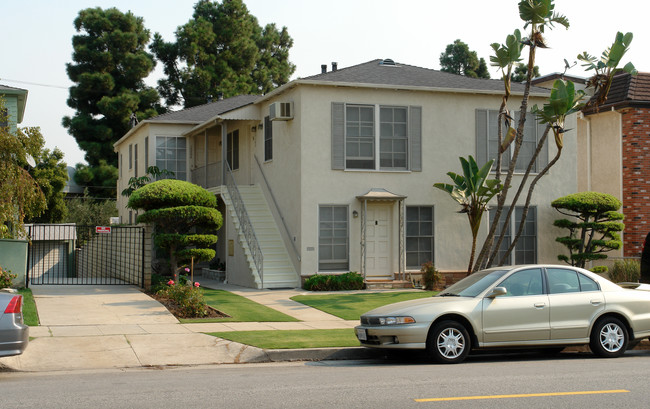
115, 59, 578, 289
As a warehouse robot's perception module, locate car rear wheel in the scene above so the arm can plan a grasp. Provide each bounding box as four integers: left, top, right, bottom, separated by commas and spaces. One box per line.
427, 320, 471, 364
590, 317, 628, 358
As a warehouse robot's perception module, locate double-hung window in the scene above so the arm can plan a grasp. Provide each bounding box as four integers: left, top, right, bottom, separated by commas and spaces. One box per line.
489, 206, 537, 265
332, 103, 421, 171
318, 205, 349, 271
406, 206, 434, 268
476, 109, 548, 172
155, 136, 187, 180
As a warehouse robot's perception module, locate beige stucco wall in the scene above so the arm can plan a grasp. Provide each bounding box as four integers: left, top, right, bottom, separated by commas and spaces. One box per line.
577, 110, 624, 260
578, 111, 622, 198
259, 84, 579, 276
115, 123, 194, 223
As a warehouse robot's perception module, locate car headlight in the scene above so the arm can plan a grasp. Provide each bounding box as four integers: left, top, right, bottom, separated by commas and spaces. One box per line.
378, 316, 416, 325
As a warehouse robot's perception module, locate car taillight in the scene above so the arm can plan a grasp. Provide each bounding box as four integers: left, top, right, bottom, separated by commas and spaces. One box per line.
4, 295, 22, 314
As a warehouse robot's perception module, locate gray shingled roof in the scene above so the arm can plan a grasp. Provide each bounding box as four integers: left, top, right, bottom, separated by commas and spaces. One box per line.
150, 94, 260, 122
302, 59, 549, 94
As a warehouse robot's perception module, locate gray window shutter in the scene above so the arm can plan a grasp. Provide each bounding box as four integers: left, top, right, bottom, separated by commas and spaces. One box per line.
409, 106, 422, 172
536, 120, 549, 170
331, 102, 345, 170
476, 109, 488, 166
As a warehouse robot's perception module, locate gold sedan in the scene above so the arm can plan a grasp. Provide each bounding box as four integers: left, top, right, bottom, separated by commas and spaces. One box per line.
355, 265, 650, 364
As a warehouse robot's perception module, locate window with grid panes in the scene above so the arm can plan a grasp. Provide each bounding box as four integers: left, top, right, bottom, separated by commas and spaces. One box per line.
318, 205, 349, 271
406, 206, 434, 268
488, 206, 537, 265
155, 136, 187, 180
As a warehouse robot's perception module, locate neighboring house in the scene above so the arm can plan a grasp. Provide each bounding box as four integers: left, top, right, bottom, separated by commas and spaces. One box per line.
572, 72, 650, 261
63, 166, 85, 197
0, 84, 28, 133
115, 59, 578, 289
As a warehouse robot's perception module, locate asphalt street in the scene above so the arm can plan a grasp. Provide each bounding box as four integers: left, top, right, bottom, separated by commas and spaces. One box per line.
3, 350, 650, 409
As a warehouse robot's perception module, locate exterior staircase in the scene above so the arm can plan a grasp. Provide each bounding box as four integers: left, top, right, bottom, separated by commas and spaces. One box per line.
222, 184, 299, 289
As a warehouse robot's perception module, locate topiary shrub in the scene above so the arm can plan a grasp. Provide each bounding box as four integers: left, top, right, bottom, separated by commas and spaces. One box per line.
128, 179, 222, 277
608, 259, 641, 283
304, 272, 364, 291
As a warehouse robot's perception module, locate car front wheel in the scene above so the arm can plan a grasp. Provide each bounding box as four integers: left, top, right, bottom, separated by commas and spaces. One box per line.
427, 320, 471, 364
590, 317, 628, 358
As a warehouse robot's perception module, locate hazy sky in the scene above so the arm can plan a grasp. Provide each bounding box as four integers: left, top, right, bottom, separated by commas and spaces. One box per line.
1, 0, 647, 167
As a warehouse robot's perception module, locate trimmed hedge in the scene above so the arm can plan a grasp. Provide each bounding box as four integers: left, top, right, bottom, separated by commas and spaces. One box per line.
128, 179, 217, 211
304, 272, 364, 291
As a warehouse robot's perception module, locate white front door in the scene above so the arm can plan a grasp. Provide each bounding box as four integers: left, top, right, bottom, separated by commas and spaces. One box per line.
366, 204, 392, 278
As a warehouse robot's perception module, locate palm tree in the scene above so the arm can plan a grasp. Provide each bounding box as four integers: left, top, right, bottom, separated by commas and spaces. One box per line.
434, 156, 502, 273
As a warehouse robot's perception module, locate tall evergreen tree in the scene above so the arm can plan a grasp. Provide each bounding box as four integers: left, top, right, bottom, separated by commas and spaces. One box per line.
152, 0, 295, 108
439, 39, 491, 79
63, 7, 161, 169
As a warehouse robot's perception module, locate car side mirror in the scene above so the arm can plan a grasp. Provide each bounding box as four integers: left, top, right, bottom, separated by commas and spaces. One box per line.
486, 287, 507, 298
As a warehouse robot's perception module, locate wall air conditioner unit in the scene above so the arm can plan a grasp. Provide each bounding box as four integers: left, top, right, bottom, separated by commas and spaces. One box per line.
269, 101, 293, 121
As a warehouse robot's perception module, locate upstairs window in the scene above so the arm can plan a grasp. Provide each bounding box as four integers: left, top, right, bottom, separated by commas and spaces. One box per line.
476, 109, 548, 172
156, 136, 187, 181
332, 103, 421, 172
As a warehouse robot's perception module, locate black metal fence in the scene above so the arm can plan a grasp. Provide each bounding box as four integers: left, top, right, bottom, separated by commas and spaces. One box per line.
26, 224, 144, 287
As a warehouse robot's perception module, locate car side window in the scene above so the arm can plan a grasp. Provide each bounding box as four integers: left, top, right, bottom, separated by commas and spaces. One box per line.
578, 273, 599, 292
498, 268, 543, 297
547, 268, 580, 294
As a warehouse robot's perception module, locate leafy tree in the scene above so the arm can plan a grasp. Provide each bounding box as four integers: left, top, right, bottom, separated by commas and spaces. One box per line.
578, 31, 638, 109
434, 156, 502, 273
64, 191, 117, 227
551, 192, 624, 268
120, 165, 175, 201
73, 160, 119, 200
28, 147, 69, 223
62, 7, 162, 193
439, 39, 491, 79
511, 62, 540, 82
0, 99, 45, 238
128, 180, 222, 275
470, 0, 635, 272
152, 0, 295, 108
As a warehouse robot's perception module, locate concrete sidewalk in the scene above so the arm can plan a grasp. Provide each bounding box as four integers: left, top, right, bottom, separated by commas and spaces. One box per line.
0, 282, 370, 372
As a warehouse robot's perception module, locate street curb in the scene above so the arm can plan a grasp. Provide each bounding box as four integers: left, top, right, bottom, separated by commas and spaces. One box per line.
265, 347, 383, 362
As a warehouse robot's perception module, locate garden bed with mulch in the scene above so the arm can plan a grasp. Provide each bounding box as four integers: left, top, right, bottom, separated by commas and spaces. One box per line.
149, 292, 231, 319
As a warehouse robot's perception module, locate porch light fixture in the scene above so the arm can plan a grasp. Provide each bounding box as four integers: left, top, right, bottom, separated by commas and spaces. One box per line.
352, 210, 359, 218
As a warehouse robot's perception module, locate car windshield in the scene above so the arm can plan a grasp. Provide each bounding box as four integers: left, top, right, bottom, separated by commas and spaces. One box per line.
438, 269, 510, 297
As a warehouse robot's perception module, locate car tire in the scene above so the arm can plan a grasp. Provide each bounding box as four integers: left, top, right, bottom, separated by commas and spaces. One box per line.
427, 320, 471, 364
590, 317, 628, 358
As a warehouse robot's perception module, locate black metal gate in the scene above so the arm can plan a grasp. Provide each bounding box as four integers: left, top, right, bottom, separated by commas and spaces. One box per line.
26, 224, 144, 287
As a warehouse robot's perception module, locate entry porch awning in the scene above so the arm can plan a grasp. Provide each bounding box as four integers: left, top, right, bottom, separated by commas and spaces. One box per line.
356, 188, 407, 281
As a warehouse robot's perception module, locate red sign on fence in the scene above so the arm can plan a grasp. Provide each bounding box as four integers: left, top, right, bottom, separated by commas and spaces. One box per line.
96, 226, 111, 234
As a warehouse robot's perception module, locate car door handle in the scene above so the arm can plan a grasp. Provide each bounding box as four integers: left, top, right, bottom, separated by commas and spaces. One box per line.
534, 303, 546, 309
590, 299, 603, 306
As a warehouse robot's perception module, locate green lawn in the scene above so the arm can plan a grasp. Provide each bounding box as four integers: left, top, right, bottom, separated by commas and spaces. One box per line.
180, 288, 299, 323
18, 288, 39, 326
291, 291, 436, 320
208, 329, 359, 349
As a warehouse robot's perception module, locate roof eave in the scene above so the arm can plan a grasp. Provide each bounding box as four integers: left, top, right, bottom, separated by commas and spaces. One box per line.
113, 119, 202, 150
257, 79, 548, 102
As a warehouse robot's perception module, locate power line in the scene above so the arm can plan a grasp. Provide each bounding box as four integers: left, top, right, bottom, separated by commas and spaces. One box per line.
0, 78, 69, 90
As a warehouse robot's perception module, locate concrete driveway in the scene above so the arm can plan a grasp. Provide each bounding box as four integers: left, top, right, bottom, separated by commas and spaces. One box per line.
31, 285, 178, 326
0, 285, 269, 372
